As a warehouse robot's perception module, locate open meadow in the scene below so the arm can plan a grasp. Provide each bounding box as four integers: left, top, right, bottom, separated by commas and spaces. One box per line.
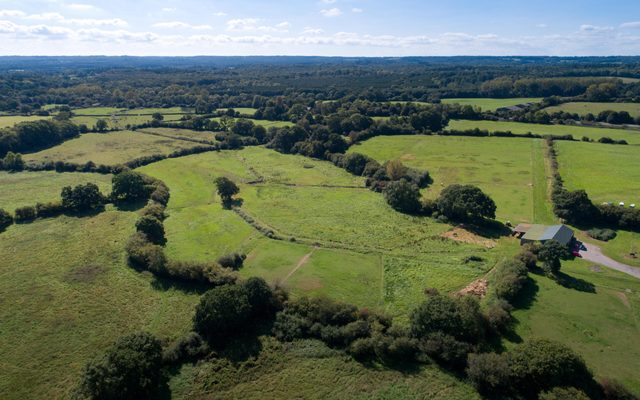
0, 210, 200, 399
512, 258, 640, 394
0, 171, 112, 211
447, 119, 640, 145
441, 98, 543, 111
23, 131, 204, 166
210, 116, 295, 129
544, 102, 640, 118
349, 135, 550, 224
138, 127, 218, 143
139, 147, 513, 316
0, 115, 50, 128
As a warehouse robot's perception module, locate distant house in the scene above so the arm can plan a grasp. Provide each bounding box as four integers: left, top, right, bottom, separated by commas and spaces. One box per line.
512, 224, 575, 246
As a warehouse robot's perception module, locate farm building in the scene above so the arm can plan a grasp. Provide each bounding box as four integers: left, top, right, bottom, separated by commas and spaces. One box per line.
512, 224, 575, 246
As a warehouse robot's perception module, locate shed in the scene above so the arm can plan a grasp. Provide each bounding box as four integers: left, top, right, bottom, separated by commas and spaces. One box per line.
519, 224, 574, 246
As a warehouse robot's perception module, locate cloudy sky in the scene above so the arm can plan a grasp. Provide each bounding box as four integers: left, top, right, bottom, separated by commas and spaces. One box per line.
0, 0, 639, 56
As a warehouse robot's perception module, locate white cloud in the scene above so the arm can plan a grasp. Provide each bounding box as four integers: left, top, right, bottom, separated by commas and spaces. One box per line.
25, 12, 65, 21
226, 18, 289, 32
320, 0, 337, 3
213, 12, 227, 17
0, 10, 27, 18
536, 23, 547, 28
620, 21, 640, 29
352, 8, 363, 13
66, 3, 98, 11
161, 7, 176, 12
579, 24, 614, 33
153, 21, 212, 30
303, 27, 324, 35
320, 8, 342, 17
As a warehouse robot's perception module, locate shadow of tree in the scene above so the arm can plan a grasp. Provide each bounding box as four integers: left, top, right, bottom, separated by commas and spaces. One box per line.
463, 220, 512, 239
114, 199, 148, 212
555, 271, 596, 293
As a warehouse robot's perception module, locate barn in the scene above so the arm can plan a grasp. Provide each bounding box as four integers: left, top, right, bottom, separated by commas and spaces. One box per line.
512, 224, 575, 246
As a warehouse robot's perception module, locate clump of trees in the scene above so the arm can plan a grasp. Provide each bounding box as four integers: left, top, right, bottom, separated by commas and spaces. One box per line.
436, 184, 496, 222
383, 179, 422, 214
0, 151, 25, 171
75, 332, 165, 400
0, 208, 13, 231
0, 120, 80, 157
61, 183, 104, 212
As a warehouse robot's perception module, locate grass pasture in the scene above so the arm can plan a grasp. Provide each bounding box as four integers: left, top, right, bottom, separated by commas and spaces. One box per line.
139, 148, 506, 315
0, 115, 50, 128
211, 116, 295, 129
349, 135, 544, 223
0, 171, 112, 211
0, 210, 199, 399
441, 98, 542, 111
170, 337, 480, 400
544, 102, 640, 118
24, 131, 204, 166
218, 107, 258, 116
512, 258, 640, 394
71, 114, 185, 130
138, 127, 218, 143
447, 119, 640, 145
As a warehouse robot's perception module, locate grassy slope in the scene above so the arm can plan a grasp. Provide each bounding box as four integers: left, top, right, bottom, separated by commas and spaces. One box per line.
512, 258, 640, 394
0, 171, 112, 211
23, 131, 202, 165
349, 135, 541, 223
447, 119, 640, 145
0, 210, 199, 399
441, 98, 543, 111
0, 115, 50, 128
210, 116, 295, 129
545, 102, 640, 118
555, 141, 640, 267
170, 338, 480, 400
140, 147, 504, 315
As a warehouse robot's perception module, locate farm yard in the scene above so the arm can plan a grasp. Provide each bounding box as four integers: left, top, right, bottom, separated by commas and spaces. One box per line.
447, 119, 640, 145
544, 102, 640, 118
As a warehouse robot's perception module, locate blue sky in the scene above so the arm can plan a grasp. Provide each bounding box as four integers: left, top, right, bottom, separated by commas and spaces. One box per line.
0, 0, 639, 56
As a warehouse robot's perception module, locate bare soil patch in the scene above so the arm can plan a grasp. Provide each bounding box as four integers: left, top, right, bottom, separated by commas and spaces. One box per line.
458, 279, 488, 298
442, 228, 496, 249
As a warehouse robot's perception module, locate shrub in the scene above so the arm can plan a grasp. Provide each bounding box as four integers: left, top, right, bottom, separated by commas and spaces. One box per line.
466, 352, 512, 394
1, 151, 24, 171
0, 208, 13, 231
436, 184, 496, 222
135, 216, 166, 245
484, 300, 513, 332
587, 228, 617, 242
14, 205, 36, 222
243, 277, 280, 318
35, 201, 65, 218
217, 253, 246, 270
383, 179, 422, 214
492, 259, 529, 301
149, 184, 170, 206
61, 183, 104, 211
162, 332, 209, 365
538, 240, 568, 275
112, 171, 148, 202
599, 378, 638, 400
141, 203, 166, 221
166, 260, 237, 286
125, 232, 167, 274
76, 332, 164, 400
410, 293, 484, 343
507, 339, 595, 396
420, 332, 471, 369
193, 284, 252, 344
539, 387, 590, 400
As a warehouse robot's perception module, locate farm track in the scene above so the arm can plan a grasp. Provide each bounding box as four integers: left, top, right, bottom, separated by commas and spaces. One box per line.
283, 247, 318, 283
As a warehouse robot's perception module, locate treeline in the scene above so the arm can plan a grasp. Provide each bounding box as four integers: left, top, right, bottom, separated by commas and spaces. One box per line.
548, 139, 640, 232
0, 119, 80, 157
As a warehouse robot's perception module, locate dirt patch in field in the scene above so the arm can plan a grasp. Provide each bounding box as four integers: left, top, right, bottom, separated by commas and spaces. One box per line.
296, 277, 323, 291
64, 264, 106, 284
400, 153, 416, 161
458, 279, 488, 298
442, 228, 496, 249
615, 291, 631, 308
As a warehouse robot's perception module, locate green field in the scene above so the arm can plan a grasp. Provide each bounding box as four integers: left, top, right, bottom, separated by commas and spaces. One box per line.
24, 131, 204, 165
71, 114, 186, 130
556, 141, 640, 205
441, 98, 543, 111
447, 119, 640, 145
349, 135, 545, 224
72, 107, 125, 116
0, 171, 112, 211
170, 337, 480, 400
0, 115, 50, 128
139, 147, 508, 315
512, 258, 640, 394
211, 116, 295, 129
138, 127, 218, 142
218, 107, 258, 116
545, 102, 640, 118
0, 210, 199, 399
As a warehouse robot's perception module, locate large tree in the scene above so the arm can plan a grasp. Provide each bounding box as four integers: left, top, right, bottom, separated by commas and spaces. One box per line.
112, 171, 148, 202
61, 183, 104, 211
383, 179, 422, 214
537, 240, 568, 275
214, 176, 240, 206
193, 284, 252, 344
436, 184, 496, 222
